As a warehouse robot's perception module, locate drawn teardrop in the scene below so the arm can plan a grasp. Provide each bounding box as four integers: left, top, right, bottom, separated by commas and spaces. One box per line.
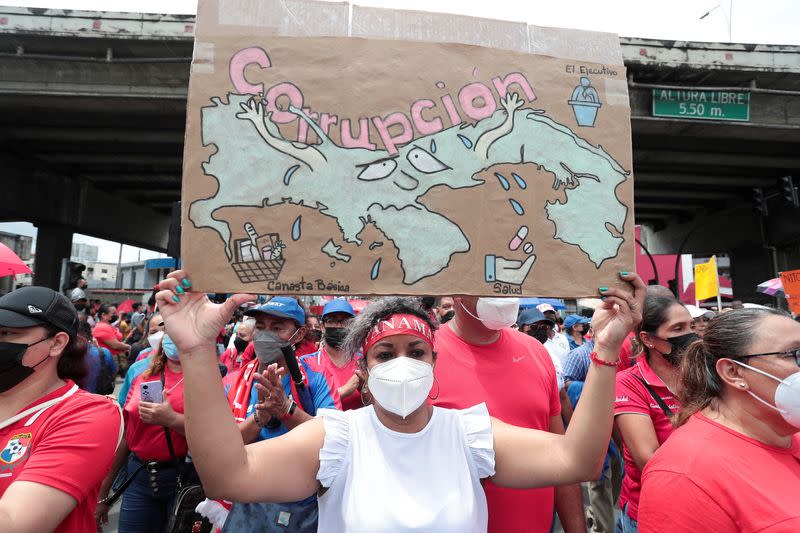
430, 139, 437, 153
494, 172, 510, 191
284, 164, 300, 186
370, 258, 382, 280
291, 216, 302, 241
512, 173, 527, 189
509, 199, 525, 215
457, 134, 473, 149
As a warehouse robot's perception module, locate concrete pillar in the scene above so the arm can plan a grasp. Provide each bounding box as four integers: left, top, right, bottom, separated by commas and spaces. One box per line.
33, 224, 73, 291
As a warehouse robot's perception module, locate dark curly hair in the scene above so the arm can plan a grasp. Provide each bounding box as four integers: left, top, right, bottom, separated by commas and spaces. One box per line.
341, 297, 437, 371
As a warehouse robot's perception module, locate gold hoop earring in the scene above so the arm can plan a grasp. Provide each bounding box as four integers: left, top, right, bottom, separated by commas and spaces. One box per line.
428, 376, 440, 401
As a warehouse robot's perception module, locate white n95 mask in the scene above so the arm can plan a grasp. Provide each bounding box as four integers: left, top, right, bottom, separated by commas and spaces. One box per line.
732, 360, 800, 429
368, 357, 434, 419
461, 297, 520, 330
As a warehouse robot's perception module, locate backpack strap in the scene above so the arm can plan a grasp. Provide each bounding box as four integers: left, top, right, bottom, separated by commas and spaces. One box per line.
632, 374, 674, 418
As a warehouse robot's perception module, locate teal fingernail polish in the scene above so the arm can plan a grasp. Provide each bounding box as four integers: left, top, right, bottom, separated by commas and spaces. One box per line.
172, 295, 180, 303
620, 271, 629, 276
176, 285, 184, 294
182, 278, 191, 288
599, 287, 608, 292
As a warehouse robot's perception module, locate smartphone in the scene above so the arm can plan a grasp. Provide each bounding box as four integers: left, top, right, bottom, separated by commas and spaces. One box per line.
140, 380, 163, 403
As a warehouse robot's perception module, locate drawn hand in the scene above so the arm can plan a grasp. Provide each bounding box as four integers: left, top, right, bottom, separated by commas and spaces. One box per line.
501, 92, 525, 114
492, 254, 537, 285
236, 98, 267, 124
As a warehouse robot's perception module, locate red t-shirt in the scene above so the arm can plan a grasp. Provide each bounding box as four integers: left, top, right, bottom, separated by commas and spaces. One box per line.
432, 325, 561, 533
93, 322, 124, 355
618, 333, 635, 370
614, 358, 681, 521
639, 413, 800, 532
124, 365, 187, 462
295, 339, 318, 358
0, 382, 121, 533
302, 347, 362, 411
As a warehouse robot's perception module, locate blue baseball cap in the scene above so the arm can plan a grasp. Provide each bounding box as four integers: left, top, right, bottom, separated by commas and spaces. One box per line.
245, 296, 305, 326
322, 299, 355, 318
564, 314, 590, 330
518, 309, 554, 327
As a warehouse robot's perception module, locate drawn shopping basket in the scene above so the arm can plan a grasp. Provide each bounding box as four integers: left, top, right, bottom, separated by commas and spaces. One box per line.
231, 232, 286, 284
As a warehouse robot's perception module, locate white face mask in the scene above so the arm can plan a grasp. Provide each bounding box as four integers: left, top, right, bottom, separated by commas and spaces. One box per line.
368, 357, 434, 419
732, 360, 800, 429
461, 298, 520, 330
147, 331, 164, 351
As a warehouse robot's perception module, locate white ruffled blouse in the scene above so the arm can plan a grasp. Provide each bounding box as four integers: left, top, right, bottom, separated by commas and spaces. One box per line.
316, 403, 495, 533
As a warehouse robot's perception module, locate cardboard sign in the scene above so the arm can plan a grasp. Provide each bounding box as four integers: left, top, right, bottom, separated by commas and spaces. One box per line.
780, 269, 800, 316
181, 1, 634, 296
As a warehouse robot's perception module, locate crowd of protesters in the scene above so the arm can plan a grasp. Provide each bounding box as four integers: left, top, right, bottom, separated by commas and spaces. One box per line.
0, 271, 797, 533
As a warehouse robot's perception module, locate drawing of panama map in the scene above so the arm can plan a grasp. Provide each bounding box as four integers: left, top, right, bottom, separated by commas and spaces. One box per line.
186, 43, 631, 296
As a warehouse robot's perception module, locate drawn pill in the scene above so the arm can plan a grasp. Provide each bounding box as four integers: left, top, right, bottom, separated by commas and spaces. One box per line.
523, 242, 534, 254
509, 199, 525, 215
494, 172, 510, 191
508, 226, 529, 251
291, 216, 302, 241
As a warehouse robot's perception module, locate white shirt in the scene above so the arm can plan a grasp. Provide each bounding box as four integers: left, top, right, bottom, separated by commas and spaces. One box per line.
317, 404, 495, 533
543, 337, 568, 390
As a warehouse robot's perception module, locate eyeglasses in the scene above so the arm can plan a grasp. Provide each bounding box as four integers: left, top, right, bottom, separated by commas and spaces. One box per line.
735, 349, 800, 367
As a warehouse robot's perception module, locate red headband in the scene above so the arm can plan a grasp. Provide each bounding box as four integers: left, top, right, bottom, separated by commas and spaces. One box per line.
363, 313, 435, 353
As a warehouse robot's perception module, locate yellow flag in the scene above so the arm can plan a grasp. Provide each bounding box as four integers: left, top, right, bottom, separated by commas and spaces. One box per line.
694, 256, 719, 301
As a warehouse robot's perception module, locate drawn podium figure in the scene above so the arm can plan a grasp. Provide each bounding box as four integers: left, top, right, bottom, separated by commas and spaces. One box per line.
568, 76, 601, 127
231, 222, 286, 283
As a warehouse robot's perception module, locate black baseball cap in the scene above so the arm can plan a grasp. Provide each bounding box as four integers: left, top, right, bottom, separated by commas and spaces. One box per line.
0, 286, 79, 338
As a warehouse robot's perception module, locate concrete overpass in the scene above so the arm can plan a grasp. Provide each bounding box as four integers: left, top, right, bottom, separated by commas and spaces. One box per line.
1, 7, 798, 299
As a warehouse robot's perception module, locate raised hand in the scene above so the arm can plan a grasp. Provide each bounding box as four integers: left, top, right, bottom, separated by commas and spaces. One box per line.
253, 363, 290, 419
155, 270, 254, 355
591, 272, 646, 352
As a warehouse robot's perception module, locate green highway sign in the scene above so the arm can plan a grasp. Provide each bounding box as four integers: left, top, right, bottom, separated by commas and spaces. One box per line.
652, 89, 750, 122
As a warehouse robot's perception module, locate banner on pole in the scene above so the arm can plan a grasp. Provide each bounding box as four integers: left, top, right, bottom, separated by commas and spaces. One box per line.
694, 256, 719, 301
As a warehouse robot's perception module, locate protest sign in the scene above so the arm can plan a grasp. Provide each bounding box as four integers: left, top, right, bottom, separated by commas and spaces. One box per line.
780, 269, 800, 316
181, 0, 634, 296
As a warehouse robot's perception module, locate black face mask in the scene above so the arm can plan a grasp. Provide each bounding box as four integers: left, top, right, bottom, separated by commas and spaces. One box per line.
323, 327, 348, 349
528, 326, 549, 344
440, 310, 455, 324
74, 303, 86, 312
307, 329, 322, 343
0, 338, 51, 394
656, 332, 700, 366
233, 336, 249, 353
109, 314, 119, 323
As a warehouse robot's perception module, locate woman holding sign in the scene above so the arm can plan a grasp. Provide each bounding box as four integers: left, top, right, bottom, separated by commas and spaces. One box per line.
155, 270, 645, 532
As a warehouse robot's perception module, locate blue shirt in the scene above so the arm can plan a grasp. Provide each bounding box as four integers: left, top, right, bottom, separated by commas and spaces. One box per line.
118, 356, 152, 406
82, 345, 117, 394
562, 340, 595, 383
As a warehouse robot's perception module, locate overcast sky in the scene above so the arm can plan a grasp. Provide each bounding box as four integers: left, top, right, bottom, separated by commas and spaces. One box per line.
1, 0, 797, 263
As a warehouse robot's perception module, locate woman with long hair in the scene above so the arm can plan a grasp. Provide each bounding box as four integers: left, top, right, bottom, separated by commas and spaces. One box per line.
613, 293, 695, 533
0, 286, 121, 533
638, 308, 800, 531
95, 327, 192, 532
154, 270, 645, 532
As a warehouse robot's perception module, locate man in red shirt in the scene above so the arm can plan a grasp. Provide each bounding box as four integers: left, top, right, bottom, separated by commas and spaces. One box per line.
92, 304, 129, 374
302, 299, 364, 411
432, 296, 586, 533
